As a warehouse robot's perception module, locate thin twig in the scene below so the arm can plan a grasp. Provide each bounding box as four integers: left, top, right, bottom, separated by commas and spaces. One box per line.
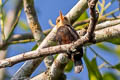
72, 16, 120, 28
10, 39, 35, 44
6, 2, 23, 41
49, 19, 55, 27
89, 46, 112, 66
0, 0, 5, 40
86, 0, 98, 40
99, 62, 106, 69
104, 8, 119, 17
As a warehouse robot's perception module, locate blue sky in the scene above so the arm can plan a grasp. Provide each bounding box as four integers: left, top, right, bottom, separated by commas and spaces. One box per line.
2, 0, 120, 80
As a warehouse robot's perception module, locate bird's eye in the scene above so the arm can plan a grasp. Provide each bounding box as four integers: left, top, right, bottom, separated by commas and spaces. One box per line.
64, 17, 68, 21
57, 19, 60, 23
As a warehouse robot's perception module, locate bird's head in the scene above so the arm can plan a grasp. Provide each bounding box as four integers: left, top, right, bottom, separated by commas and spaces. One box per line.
56, 11, 70, 28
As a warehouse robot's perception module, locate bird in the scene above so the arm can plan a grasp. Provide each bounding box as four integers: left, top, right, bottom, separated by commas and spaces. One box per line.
55, 11, 83, 73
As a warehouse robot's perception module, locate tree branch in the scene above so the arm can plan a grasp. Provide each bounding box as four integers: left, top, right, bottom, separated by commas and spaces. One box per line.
11, 0, 88, 79
42, 1, 99, 79
66, 0, 88, 24
11, 0, 45, 79
11, 0, 89, 79
39, 0, 89, 79
0, 19, 120, 50
7, 19, 120, 42
23, 0, 45, 44
72, 16, 120, 28
86, 0, 98, 39
0, 1, 23, 80
4, 0, 23, 40
0, 24, 119, 68
31, 54, 68, 80
95, 19, 120, 30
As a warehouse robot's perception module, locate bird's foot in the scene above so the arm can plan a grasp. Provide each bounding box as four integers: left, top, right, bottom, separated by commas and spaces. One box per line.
67, 46, 77, 54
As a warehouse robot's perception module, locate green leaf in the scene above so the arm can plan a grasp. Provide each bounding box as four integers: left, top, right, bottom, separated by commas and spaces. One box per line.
77, 11, 88, 21
32, 44, 38, 50
111, 0, 116, 3
54, 54, 58, 59
91, 57, 103, 79
18, 20, 29, 31
107, 38, 120, 45
110, 63, 120, 71
89, 46, 112, 66
83, 54, 102, 80
115, 45, 120, 57
83, 54, 97, 80
103, 72, 117, 80
50, 41, 57, 46
2, 0, 8, 7
64, 60, 73, 72
75, 11, 88, 30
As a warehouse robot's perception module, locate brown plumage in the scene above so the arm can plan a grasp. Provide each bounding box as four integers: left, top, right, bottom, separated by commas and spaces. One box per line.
56, 11, 83, 73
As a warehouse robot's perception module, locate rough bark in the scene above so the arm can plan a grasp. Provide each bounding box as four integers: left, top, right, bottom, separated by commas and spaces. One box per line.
0, 24, 119, 68
11, 0, 88, 79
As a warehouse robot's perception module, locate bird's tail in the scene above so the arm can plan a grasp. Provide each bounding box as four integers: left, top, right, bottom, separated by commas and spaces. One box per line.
74, 57, 83, 73
69, 47, 83, 73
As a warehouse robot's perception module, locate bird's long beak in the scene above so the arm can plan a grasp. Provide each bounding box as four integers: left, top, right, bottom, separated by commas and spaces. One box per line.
59, 11, 64, 22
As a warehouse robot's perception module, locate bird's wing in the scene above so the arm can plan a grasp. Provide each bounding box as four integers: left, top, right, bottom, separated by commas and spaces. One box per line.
56, 26, 75, 44
56, 25, 83, 73
66, 25, 79, 40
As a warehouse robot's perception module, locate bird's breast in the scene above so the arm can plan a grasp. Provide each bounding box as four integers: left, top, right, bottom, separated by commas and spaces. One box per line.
56, 26, 76, 44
